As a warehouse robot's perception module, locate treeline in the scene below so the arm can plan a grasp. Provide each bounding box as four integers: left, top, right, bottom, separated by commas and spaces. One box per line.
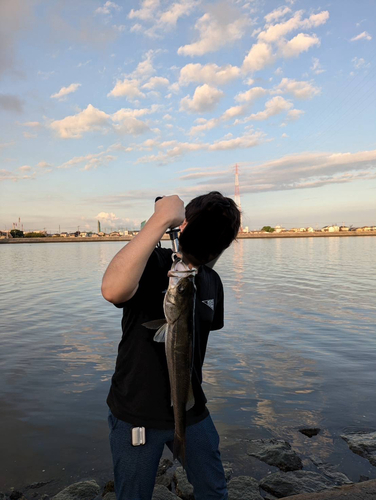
10, 230, 46, 238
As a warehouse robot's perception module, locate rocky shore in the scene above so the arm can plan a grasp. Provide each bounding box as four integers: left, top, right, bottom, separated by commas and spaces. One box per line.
2, 430, 376, 500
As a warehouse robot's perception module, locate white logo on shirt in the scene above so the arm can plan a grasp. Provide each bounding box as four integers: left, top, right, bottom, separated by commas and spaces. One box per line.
202, 299, 214, 311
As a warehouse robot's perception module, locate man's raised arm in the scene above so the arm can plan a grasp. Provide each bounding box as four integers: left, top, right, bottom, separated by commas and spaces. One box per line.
101, 195, 185, 304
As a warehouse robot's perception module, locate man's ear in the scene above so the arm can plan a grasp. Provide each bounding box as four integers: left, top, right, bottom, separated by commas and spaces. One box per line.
180, 219, 188, 232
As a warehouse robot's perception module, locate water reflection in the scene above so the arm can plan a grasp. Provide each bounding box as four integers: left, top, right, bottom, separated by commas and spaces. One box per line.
231, 239, 245, 303
1, 239, 376, 487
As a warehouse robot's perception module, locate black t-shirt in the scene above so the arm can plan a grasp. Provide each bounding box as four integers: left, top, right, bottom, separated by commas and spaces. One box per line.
106, 247, 224, 429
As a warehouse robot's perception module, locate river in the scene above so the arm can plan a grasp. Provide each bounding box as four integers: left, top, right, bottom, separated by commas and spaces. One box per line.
0, 237, 375, 490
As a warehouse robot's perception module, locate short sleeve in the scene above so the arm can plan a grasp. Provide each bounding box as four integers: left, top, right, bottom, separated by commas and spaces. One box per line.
113, 247, 172, 308
211, 277, 224, 331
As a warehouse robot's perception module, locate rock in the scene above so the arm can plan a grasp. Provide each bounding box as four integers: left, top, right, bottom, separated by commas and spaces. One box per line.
227, 476, 263, 500
155, 474, 172, 489
102, 482, 114, 497
310, 456, 352, 486
25, 482, 54, 491
41, 495, 50, 500
52, 481, 100, 500
0, 493, 6, 500
259, 470, 334, 498
152, 485, 179, 500
279, 478, 376, 499
103, 494, 116, 500
222, 461, 233, 482
246, 438, 303, 472
299, 428, 321, 438
156, 458, 173, 477
9, 492, 24, 500
359, 475, 370, 482
173, 467, 194, 500
341, 431, 376, 466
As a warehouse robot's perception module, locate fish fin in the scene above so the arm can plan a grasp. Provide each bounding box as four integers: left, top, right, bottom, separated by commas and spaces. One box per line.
185, 382, 195, 411
153, 323, 168, 343
173, 433, 186, 468
142, 319, 166, 330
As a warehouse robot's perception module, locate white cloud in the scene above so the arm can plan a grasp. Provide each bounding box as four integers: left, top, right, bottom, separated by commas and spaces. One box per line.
111, 106, 158, 135
135, 129, 265, 163
178, 11, 249, 56
142, 76, 170, 89
19, 165, 32, 172
128, 0, 160, 21
258, 10, 329, 44
248, 96, 293, 121
287, 108, 304, 120
95, 212, 119, 220
352, 57, 370, 69
281, 133, 288, 138
242, 42, 275, 73
351, 31, 372, 42
95, 1, 122, 15
189, 104, 246, 135
274, 78, 320, 99
37, 161, 52, 168
208, 130, 264, 151
50, 105, 109, 139
179, 63, 241, 86
180, 84, 224, 113
50, 103, 160, 139
311, 57, 325, 74
235, 86, 268, 103
57, 152, 117, 170
51, 83, 81, 100
130, 0, 198, 37
131, 51, 156, 80
279, 33, 320, 58
108, 79, 145, 99
264, 6, 292, 24
23, 131, 37, 139
158, 0, 198, 27
23, 121, 41, 128
175, 149, 376, 195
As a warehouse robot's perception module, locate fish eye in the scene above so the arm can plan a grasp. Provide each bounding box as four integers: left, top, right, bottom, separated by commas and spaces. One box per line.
178, 284, 186, 293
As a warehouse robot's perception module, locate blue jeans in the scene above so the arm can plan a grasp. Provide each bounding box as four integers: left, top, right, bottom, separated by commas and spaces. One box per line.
108, 410, 228, 500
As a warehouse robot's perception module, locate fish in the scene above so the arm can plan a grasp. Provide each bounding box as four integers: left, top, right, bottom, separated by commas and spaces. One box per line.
143, 257, 197, 466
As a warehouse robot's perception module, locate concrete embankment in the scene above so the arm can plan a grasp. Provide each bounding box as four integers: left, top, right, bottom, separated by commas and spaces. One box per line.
1, 232, 376, 244
281, 478, 376, 499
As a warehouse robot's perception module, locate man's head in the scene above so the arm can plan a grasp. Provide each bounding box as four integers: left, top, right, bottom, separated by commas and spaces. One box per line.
179, 191, 241, 266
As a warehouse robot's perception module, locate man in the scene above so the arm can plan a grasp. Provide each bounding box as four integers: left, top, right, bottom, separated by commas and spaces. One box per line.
102, 192, 241, 500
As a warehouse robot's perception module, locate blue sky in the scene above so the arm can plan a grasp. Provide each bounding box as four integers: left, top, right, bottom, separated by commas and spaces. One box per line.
1, 0, 375, 232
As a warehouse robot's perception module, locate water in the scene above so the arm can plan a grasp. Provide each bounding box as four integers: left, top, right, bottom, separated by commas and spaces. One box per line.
1, 238, 376, 491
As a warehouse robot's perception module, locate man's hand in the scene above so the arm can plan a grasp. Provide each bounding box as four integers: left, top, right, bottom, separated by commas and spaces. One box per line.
154, 195, 185, 229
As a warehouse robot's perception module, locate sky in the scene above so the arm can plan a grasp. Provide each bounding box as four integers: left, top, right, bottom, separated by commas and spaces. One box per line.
0, 0, 375, 232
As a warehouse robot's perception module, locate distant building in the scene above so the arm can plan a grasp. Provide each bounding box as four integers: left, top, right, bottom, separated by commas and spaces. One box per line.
60, 232, 69, 237
340, 226, 350, 231
274, 225, 285, 233
322, 225, 340, 232
306, 227, 314, 232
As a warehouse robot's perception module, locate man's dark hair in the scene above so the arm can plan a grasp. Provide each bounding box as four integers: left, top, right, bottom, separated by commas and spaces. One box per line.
179, 191, 241, 264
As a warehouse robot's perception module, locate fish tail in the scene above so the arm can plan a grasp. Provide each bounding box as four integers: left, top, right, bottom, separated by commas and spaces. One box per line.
173, 433, 187, 468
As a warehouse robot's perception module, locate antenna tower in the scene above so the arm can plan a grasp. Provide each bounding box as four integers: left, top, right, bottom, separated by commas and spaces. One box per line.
234, 164, 243, 231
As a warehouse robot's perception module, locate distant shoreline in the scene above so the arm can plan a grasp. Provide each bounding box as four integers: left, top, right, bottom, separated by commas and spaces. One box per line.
1, 231, 376, 244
